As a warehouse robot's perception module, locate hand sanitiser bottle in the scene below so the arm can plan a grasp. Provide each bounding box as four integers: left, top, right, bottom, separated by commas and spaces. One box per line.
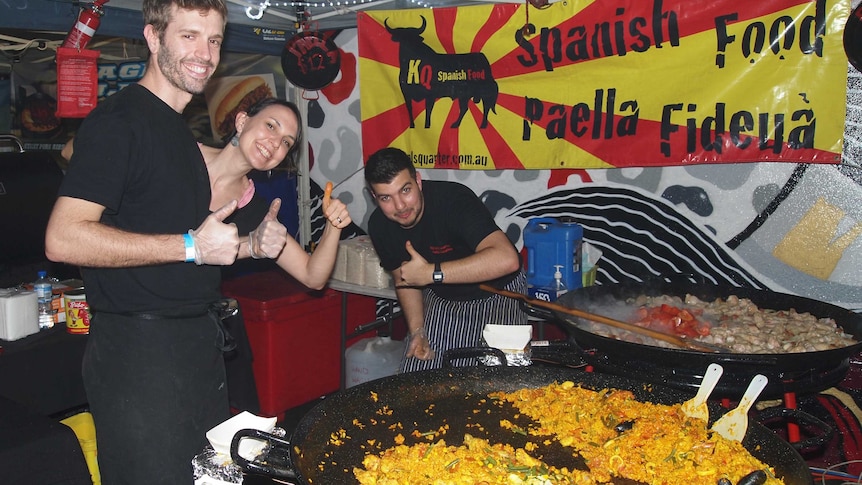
552, 265, 568, 299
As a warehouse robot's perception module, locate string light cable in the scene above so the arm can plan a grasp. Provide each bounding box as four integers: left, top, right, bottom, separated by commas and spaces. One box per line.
233, 0, 544, 19
233, 0, 400, 21
810, 461, 862, 485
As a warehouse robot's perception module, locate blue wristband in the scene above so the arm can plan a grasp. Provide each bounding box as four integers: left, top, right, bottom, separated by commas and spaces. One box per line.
183, 232, 196, 263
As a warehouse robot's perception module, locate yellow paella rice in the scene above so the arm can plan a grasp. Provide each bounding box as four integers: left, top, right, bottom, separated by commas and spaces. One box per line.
353, 381, 784, 485
354, 433, 596, 485
493, 381, 783, 485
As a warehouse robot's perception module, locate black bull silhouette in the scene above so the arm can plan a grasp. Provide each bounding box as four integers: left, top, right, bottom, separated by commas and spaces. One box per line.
385, 17, 498, 129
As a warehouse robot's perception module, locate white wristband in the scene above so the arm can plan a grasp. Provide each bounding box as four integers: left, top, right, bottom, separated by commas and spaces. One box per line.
188, 230, 203, 265
183, 232, 196, 263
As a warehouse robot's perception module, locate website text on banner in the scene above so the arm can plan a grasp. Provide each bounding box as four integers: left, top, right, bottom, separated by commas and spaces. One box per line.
358, 0, 849, 170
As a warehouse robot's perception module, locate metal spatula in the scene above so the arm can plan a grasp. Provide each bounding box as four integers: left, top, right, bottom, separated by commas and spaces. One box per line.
680, 363, 723, 423
711, 374, 768, 442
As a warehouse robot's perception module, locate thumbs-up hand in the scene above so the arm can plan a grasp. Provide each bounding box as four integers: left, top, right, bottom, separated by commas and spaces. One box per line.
249, 198, 287, 259
324, 197, 351, 229
192, 200, 240, 265
264, 198, 281, 222
321, 182, 350, 229
398, 240, 432, 287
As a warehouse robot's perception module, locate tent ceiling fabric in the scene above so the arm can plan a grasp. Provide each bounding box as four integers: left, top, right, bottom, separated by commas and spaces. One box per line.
106, 0, 500, 30
0, 0, 502, 55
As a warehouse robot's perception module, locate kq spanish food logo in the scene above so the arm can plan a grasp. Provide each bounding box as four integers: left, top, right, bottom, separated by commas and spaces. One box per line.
385, 16, 498, 130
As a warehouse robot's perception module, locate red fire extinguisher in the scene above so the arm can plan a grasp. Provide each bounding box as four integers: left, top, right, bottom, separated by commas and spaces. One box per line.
61, 0, 109, 50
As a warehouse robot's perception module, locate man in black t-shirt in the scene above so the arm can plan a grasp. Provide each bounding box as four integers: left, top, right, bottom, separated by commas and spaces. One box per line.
44, 2, 284, 483
366, 147, 528, 372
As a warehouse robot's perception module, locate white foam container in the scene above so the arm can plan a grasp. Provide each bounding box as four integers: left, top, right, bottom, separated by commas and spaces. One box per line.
0, 289, 39, 341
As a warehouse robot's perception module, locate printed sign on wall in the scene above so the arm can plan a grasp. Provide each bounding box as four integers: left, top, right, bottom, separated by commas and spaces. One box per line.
358, 0, 850, 169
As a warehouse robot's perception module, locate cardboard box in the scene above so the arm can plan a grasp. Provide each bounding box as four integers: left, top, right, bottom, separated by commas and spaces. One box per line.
222, 271, 376, 419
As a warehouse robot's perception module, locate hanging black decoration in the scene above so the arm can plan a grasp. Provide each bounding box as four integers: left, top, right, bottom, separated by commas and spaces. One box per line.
281, 31, 342, 90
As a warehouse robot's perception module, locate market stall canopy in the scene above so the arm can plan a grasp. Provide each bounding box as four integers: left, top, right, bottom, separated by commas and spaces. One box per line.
0, 0, 503, 55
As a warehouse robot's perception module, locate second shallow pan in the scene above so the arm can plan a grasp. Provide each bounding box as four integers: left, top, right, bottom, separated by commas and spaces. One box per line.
549, 280, 862, 371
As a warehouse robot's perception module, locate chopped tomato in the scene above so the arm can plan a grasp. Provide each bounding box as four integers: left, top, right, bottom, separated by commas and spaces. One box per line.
660, 304, 679, 316
631, 303, 711, 338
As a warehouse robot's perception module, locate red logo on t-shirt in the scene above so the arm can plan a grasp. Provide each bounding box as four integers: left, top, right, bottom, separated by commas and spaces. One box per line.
430, 245, 453, 255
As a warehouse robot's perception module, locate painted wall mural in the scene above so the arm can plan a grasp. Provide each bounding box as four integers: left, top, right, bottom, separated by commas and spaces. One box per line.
307, 28, 862, 312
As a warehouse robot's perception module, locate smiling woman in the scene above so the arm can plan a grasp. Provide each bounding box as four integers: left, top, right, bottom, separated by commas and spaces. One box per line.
199, 96, 354, 290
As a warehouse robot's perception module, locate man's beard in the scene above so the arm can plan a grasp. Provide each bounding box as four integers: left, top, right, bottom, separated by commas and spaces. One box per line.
398, 199, 424, 229
157, 41, 213, 95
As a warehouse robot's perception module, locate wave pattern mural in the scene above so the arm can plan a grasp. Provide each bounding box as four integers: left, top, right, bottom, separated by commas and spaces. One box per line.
509, 186, 765, 288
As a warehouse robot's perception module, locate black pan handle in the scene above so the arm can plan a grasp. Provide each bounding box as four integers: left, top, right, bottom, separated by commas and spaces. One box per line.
230, 428, 297, 480
442, 347, 508, 367
520, 301, 556, 321
754, 407, 834, 452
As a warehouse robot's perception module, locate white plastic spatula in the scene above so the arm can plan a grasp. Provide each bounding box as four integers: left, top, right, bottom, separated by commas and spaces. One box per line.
680, 363, 723, 423
711, 374, 768, 442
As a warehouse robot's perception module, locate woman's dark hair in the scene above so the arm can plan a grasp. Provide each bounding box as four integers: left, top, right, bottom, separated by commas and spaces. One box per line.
225, 97, 304, 172
364, 147, 416, 185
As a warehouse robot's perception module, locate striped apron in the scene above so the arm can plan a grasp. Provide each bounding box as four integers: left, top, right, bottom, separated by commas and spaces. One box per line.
400, 271, 528, 373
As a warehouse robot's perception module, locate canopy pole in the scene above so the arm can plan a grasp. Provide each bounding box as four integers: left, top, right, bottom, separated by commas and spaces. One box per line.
294, 85, 312, 251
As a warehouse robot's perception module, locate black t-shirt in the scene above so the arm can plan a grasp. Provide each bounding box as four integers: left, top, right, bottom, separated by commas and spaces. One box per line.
226, 194, 268, 236
368, 180, 518, 301
58, 84, 221, 313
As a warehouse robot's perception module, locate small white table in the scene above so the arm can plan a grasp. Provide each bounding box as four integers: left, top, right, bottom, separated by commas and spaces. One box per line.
327, 280, 397, 301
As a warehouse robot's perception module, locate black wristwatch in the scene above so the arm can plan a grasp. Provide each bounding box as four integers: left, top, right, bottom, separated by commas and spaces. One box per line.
432, 261, 444, 283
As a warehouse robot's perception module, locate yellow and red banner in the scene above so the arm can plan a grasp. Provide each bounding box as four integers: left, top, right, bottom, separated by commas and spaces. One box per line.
358, 0, 850, 169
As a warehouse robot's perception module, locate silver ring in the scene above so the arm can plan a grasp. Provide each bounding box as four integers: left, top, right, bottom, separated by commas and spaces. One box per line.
337, 217, 342, 223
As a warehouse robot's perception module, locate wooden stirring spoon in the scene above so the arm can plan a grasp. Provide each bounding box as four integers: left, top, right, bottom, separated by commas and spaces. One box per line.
680, 363, 723, 423
478, 284, 729, 353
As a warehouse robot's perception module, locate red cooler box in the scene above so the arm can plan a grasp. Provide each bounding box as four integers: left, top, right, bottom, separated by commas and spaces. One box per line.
222, 270, 376, 419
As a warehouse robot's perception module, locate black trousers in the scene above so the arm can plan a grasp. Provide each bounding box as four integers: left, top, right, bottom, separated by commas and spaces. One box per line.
82, 311, 230, 485
222, 308, 260, 414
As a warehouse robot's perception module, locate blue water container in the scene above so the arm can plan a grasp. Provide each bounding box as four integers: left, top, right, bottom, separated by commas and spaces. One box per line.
523, 218, 583, 291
